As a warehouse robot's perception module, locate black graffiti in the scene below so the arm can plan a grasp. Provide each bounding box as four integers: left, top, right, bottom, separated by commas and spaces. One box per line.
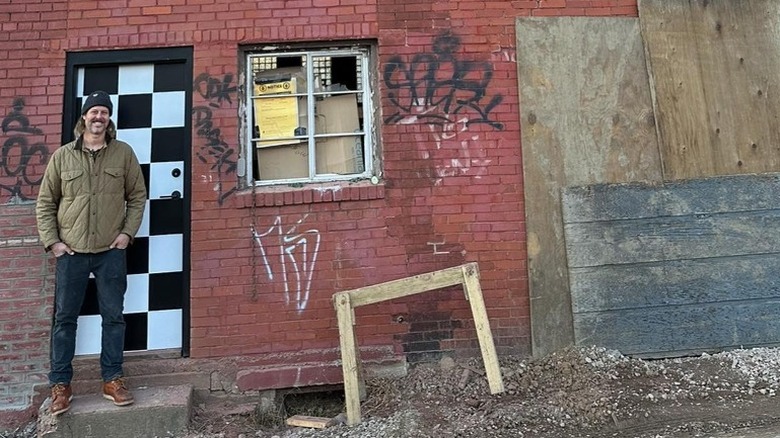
383, 32, 504, 130
193, 74, 238, 204
1, 98, 48, 203
194, 73, 237, 108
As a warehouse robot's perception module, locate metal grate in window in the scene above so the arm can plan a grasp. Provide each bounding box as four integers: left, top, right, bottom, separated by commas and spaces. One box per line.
249, 54, 363, 93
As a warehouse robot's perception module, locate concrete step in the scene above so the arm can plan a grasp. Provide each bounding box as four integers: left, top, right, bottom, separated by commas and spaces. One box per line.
68, 372, 211, 397
37, 384, 193, 438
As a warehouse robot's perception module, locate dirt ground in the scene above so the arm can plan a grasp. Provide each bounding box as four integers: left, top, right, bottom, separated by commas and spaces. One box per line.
183, 346, 780, 438
6, 345, 780, 438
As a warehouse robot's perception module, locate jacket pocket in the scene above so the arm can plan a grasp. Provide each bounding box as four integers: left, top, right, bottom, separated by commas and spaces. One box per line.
103, 167, 125, 194
61, 169, 84, 198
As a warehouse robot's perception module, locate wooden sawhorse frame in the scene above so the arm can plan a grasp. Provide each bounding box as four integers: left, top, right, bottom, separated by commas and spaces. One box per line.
332, 262, 505, 425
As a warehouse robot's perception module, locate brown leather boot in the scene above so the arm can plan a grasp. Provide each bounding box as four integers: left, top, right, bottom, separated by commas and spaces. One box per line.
50, 383, 72, 416
102, 377, 134, 406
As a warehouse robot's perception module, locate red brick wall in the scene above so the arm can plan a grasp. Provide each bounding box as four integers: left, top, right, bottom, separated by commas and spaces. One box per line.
0, 0, 637, 427
0, 206, 52, 423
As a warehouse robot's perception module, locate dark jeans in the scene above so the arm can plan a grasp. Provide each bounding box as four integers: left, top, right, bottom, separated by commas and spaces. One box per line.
49, 249, 127, 385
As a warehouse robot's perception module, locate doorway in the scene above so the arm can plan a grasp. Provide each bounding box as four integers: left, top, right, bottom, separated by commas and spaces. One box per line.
63, 47, 193, 356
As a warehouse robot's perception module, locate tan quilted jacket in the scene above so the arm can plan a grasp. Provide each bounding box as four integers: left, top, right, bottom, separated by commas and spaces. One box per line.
36, 136, 147, 253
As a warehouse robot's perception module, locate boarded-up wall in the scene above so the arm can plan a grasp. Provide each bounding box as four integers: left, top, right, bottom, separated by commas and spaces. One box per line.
640, 0, 780, 180
563, 173, 780, 357
517, 17, 663, 357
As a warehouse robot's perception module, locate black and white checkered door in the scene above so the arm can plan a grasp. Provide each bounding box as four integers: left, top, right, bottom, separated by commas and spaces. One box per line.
75, 62, 188, 354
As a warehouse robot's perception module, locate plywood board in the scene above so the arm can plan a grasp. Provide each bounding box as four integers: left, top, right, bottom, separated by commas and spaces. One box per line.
516, 17, 663, 357
575, 299, 780, 357
575, 299, 780, 358
566, 210, 780, 267
564, 173, 780, 357
563, 174, 780, 222
639, 0, 780, 179
569, 254, 780, 313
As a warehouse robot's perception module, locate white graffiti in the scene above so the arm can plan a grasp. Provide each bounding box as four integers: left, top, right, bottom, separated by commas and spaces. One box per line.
392, 110, 493, 185
427, 240, 450, 255
426, 116, 492, 185
251, 215, 320, 312
490, 47, 516, 63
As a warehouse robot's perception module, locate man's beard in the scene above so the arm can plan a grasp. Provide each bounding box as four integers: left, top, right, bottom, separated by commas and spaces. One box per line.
87, 120, 107, 135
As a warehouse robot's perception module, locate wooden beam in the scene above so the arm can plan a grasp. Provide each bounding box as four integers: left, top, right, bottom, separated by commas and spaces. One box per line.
333, 292, 362, 426
461, 264, 505, 394
337, 264, 466, 308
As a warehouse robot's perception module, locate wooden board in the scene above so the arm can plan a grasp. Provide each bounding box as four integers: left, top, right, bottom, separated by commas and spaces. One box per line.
639, 0, 780, 179
563, 174, 780, 222
516, 17, 663, 357
564, 173, 780, 357
574, 300, 780, 357
333, 293, 362, 426
342, 264, 465, 308
461, 264, 505, 394
570, 254, 780, 313
566, 210, 780, 267
286, 415, 336, 429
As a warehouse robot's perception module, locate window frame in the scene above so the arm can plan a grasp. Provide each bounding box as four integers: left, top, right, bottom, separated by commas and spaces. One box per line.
242, 45, 376, 187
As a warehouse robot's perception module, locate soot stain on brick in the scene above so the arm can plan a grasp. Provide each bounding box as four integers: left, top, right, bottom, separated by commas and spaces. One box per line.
395, 310, 463, 363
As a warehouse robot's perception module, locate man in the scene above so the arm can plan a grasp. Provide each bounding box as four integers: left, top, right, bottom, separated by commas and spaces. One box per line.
36, 90, 147, 415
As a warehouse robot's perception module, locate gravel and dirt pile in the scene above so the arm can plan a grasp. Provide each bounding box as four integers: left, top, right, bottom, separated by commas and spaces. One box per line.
6, 345, 780, 438
186, 346, 780, 438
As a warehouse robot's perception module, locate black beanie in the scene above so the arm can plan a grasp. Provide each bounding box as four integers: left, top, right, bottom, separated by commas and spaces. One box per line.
81, 91, 113, 116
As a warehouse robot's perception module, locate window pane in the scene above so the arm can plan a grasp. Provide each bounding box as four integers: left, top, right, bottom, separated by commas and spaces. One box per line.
315, 93, 359, 135
250, 55, 305, 79
313, 93, 363, 174
316, 55, 362, 92
255, 141, 309, 181
316, 135, 364, 175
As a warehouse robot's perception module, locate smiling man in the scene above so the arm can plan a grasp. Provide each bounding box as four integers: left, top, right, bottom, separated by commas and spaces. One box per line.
35, 90, 147, 415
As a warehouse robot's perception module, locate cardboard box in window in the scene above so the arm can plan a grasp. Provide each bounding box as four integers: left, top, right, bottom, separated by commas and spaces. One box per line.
256, 143, 308, 181
314, 94, 363, 174
254, 67, 307, 148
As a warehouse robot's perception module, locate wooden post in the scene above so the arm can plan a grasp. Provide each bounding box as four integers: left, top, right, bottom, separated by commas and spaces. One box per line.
334, 292, 362, 425
462, 263, 505, 394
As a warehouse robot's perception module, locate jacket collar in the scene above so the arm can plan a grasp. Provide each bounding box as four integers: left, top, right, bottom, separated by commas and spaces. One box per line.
75, 132, 114, 151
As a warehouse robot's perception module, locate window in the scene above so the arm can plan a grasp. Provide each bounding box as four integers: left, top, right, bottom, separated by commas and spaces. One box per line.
244, 46, 375, 185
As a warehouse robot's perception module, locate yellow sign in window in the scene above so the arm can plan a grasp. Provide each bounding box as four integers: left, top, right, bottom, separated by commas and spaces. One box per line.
254, 78, 302, 148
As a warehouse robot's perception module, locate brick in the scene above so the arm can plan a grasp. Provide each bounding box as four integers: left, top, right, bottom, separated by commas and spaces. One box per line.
143, 6, 173, 15
236, 363, 343, 391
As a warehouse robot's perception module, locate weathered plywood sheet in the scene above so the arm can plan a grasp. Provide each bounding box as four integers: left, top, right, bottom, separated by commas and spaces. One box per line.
570, 255, 780, 313
563, 174, 780, 222
566, 210, 780, 267
517, 17, 663, 357
564, 173, 780, 357
640, 0, 780, 179
575, 300, 780, 357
